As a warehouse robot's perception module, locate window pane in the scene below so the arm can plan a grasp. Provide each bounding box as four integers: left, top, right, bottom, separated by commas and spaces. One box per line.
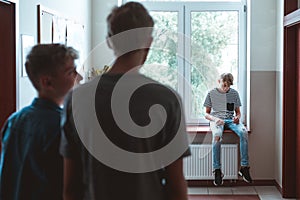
190, 11, 239, 119
136, 0, 241, 2
140, 11, 179, 91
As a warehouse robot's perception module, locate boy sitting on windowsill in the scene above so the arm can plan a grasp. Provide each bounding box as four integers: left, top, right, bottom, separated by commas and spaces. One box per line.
203, 72, 252, 186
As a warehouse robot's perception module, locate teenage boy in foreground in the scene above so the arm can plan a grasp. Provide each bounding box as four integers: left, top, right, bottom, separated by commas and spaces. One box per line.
0, 44, 80, 200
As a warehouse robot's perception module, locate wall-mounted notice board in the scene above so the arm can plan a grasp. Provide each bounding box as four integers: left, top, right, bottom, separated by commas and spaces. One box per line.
37, 4, 84, 46
37, 4, 85, 67
38, 5, 59, 44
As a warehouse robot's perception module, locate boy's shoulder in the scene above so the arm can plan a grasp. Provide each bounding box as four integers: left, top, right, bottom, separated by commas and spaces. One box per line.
228, 88, 239, 94
8, 105, 32, 119
6, 99, 59, 124
208, 88, 218, 94
207, 88, 239, 96
2, 105, 33, 131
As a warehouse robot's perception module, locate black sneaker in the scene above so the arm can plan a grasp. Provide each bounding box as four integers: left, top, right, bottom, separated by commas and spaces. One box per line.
213, 169, 224, 186
239, 166, 253, 183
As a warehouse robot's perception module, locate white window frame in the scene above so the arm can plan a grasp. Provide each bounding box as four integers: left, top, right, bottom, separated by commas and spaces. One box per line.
141, 2, 185, 97
185, 2, 247, 125
122, 0, 249, 127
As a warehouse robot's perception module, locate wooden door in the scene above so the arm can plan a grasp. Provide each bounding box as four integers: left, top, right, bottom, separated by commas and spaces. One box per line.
0, 1, 16, 129
297, 24, 300, 199
283, 2, 300, 198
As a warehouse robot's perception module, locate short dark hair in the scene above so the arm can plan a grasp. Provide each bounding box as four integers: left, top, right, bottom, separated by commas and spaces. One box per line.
106, 2, 154, 55
25, 44, 78, 91
220, 73, 234, 85
107, 2, 154, 36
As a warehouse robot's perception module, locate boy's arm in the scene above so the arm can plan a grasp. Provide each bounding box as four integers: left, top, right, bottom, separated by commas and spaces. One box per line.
205, 107, 214, 121
234, 107, 241, 124
205, 107, 224, 125
63, 158, 82, 200
0, 120, 9, 153
165, 158, 188, 200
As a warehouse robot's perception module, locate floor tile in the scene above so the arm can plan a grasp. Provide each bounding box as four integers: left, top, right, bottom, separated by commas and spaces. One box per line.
188, 186, 296, 199
259, 194, 296, 200
231, 186, 257, 194
188, 187, 208, 195
254, 186, 281, 195
208, 187, 233, 195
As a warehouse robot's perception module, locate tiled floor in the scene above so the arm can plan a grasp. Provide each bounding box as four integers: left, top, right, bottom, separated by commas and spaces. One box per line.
188, 186, 297, 200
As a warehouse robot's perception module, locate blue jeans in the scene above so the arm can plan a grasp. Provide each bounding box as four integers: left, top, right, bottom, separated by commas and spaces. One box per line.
210, 119, 249, 170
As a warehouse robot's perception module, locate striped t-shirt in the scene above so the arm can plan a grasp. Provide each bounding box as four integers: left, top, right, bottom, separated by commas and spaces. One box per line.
203, 88, 241, 120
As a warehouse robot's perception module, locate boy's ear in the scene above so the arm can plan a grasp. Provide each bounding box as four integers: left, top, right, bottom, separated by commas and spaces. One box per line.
40, 75, 53, 89
143, 36, 153, 54
106, 36, 113, 49
145, 36, 153, 49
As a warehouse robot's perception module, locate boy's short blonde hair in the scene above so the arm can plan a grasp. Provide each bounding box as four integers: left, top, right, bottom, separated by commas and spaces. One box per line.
25, 44, 78, 91
220, 73, 234, 86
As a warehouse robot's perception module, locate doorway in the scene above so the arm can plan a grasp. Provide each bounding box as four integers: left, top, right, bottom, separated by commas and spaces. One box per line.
0, 0, 16, 128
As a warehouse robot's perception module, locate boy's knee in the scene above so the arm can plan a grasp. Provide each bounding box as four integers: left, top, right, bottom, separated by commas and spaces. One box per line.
241, 127, 247, 133
214, 136, 221, 142
239, 128, 248, 139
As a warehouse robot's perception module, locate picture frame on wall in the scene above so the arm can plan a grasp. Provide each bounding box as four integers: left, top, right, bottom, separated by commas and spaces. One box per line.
21, 34, 34, 77
37, 5, 55, 44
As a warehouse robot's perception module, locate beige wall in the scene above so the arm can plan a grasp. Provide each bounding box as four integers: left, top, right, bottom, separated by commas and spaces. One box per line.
275, 70, 283, 186
91, 0, 117, 48
275, 0, 284, 187
250, 0, 276, 71
248, 0, 279, 181
250, 0, 284, 184
249, 71, 276, 179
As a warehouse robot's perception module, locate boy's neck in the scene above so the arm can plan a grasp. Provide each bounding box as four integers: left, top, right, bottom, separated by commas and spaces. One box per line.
108, 51, 147, 74
217, 87, 230, 93
38, 93, 63, 106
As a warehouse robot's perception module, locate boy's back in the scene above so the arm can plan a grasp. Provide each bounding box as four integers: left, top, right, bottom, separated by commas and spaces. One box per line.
0, 98, 63, 200
60, 73, 190, 200
0, 44, 79, 200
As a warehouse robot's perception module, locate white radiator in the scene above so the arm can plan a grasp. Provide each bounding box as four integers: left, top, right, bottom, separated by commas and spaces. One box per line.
183, 144, 238, 180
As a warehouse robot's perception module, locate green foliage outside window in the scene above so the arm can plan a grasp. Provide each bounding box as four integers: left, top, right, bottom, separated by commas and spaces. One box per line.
141, 11, 238, 121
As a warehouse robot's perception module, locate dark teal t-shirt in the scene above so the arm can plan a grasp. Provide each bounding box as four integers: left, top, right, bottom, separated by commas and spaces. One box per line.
0, 98, 63, 200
